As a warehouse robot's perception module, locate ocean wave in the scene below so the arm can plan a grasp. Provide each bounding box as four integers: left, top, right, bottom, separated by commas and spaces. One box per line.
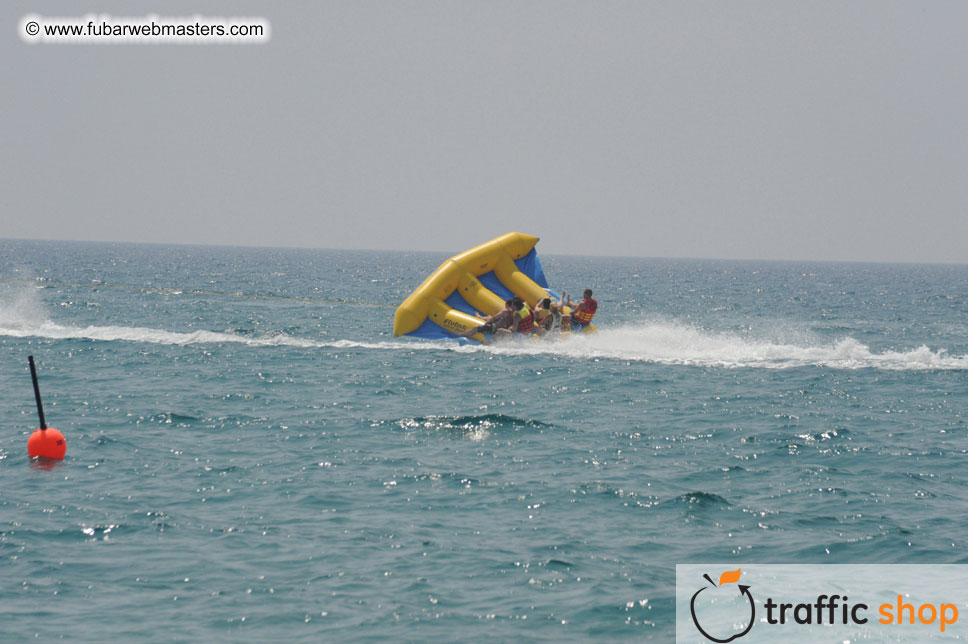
386, 414, 551, 441
393, 414, 551, 431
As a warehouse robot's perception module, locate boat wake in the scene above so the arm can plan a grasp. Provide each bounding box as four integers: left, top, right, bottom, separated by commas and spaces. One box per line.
0, 289, 416, 352
463, 323, 968, 371
0, 317, 423, 352
2, 291, 965, 370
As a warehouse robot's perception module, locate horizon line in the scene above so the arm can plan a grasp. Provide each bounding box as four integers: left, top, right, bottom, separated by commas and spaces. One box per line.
2, 235, 966, 267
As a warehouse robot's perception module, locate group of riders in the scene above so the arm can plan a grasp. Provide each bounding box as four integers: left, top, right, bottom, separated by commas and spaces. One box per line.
460, 288, 598, 343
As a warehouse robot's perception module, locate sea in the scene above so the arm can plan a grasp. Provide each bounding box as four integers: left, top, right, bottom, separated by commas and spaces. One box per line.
0, 238, 966, 642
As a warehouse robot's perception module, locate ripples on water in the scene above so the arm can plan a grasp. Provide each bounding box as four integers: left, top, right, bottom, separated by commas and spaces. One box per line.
0, 241, 966, 642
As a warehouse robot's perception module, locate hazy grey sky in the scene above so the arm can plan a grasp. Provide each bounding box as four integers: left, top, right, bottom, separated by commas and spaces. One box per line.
4, 1, 968, 262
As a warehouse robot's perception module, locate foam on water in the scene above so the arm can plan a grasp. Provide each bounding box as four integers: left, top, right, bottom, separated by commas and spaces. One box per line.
0, 317, 428, 351
0, 286, 431, 350
463, 323, 968, 370
2, 315, 965, 371
3, 284, 965, 369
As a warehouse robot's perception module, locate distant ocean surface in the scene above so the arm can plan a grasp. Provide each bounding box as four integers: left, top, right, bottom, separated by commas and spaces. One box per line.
1, 239, 966, 642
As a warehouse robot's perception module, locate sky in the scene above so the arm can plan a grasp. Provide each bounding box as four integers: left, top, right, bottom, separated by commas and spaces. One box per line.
4, 1, 968, 262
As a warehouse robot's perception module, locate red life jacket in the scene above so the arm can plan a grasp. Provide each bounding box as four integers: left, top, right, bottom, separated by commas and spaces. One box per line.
574, 298, 597, 324
515, 306, 534, 333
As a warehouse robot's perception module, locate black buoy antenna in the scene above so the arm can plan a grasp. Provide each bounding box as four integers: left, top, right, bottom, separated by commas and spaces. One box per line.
26, 355, 66, 460
28, 355, 47, 430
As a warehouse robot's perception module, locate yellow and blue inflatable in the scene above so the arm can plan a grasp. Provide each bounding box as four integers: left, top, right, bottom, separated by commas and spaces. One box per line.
393, 232, 595, 343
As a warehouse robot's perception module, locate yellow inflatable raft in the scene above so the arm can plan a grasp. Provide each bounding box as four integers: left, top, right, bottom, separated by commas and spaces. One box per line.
393, 232, 595, 343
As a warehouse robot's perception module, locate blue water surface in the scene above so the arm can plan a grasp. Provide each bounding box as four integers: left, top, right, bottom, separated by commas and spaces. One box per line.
0, 239, 966, 642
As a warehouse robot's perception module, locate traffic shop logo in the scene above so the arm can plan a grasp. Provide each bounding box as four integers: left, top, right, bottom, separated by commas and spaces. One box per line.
689, 569, 755, 643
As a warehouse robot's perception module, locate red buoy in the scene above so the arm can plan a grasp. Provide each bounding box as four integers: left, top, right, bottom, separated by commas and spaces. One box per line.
27, 356, 66, 461
28, 428, 67, 460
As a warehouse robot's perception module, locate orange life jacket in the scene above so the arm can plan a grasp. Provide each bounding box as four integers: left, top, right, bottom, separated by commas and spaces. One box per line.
574, 298, 597, 324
